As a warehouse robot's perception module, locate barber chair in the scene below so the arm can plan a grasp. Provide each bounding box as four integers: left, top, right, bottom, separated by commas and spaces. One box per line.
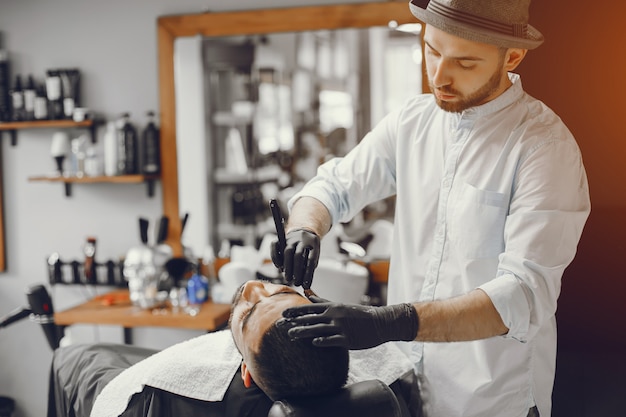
49, 341, 408, 417
269, 379, 402, 417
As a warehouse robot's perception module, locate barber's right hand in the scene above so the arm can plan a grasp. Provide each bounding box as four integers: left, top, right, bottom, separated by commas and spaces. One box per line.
270, 228, 320, 289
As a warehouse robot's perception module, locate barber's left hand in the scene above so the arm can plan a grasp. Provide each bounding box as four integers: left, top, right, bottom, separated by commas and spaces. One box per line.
281, 298, 419, 350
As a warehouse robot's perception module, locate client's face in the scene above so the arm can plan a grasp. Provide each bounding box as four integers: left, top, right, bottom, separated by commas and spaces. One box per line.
230, 280, 310, 361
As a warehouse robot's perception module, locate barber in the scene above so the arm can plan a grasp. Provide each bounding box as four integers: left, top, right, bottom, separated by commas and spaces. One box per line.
271, 1, 590, 416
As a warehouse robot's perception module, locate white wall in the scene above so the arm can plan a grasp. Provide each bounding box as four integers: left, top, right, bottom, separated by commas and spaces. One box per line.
0, 1, 380, 416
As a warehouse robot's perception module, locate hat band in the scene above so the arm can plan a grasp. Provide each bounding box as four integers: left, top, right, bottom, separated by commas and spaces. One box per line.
416, 0, 528, 38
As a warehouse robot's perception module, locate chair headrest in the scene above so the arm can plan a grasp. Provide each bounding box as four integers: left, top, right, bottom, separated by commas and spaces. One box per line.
267, 379, 401, 417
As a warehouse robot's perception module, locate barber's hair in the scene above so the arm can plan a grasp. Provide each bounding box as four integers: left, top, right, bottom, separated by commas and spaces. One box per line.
253, 321, 349, 401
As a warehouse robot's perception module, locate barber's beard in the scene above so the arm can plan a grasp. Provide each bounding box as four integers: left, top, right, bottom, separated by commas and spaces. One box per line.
430, 67, 505, 113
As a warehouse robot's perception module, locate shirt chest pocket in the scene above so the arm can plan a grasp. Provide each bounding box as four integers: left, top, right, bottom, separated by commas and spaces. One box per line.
448, 183, 508, 259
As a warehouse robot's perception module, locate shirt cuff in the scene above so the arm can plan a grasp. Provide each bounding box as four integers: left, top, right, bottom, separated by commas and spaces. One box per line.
479, 274, 531, 342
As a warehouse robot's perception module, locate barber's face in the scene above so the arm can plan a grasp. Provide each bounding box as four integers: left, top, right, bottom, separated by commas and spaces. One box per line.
424, 25, 510, 113
230, 280, 310, 361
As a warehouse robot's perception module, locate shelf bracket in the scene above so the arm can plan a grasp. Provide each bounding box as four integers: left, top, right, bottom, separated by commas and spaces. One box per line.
146, 179, 155, 197
89, 122, 97, 144
0, 130, 18, 146
64, 183, 72, 197
3, 130, 18, 146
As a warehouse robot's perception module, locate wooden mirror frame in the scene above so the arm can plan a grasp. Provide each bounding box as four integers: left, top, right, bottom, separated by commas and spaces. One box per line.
0, 144, 5, 271
157, 2, 420, 254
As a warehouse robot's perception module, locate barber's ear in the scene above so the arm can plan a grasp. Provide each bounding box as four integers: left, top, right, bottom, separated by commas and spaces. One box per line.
504, 48, 527, 71
241, 362, 253, 388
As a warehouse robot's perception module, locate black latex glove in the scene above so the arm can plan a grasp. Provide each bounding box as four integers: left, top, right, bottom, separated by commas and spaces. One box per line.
270, 228, 320, 289
280, 296, 419, 350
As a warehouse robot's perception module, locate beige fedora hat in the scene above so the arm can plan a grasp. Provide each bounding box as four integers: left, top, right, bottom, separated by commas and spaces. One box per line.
409, 0, 544, 49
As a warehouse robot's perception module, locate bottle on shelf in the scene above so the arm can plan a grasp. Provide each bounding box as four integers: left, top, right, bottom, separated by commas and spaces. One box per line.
60, 69, 80, 119
23, 74, 36, 121
0, 37, 10, 122
83, 236, 97, 285
103, 121, 118, 176
70, 134, 87, 178
34, 84, 48, 120
10, 74, 24, 121
187, 265, 210, 305
141, 111, 161, 175
116, 113, 139, 175
45, 69, 63, 120
84, 145, 102, 177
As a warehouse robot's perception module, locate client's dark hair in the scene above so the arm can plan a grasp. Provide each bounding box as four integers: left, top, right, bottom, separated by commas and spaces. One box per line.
252, 320, 349, 401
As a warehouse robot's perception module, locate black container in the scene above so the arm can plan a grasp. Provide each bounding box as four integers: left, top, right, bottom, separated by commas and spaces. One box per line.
23, 74, 36, 121
9, 74, 23, 121
117, 113, 139, 175
141, 111, 161, 175
0, 396, 14, 417
0, 43, 10, 122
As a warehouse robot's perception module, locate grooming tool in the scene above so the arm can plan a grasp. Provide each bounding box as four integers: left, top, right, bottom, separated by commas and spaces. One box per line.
269, 199, 316, 295
156, 216, 169, 245
180, 212, 189, 238
269, 199, 287, 280
301, 246, 315, 296
269, 199, 287, 254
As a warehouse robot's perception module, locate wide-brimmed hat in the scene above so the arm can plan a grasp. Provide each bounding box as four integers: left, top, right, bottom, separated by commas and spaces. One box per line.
409, 0, 544, 49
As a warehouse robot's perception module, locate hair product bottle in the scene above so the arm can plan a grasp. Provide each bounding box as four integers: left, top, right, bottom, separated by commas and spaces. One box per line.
60, 69, 80, 119
0, 37, 10, 122
103, 121, 118, 176
141, 111, 161, 175
23, 75, 36, 121
116, 113, 139, 175
34, 84, 48, 120
45, 70, 63, 120
10, 74, 23, 121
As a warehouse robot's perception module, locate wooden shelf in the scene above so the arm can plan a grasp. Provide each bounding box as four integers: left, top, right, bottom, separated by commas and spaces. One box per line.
0, 119, 99, 145
28, 174, 159, 197
0, 119, 94, 130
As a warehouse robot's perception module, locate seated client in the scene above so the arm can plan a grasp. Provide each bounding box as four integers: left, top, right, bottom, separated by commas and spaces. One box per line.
229, 280, 349, 400
89, 280, 417, 417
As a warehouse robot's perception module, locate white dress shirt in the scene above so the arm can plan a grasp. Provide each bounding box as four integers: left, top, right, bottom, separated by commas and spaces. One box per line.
290, 73, 590, 417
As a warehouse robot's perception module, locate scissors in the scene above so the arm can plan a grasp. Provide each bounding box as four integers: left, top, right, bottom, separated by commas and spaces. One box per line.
269, 199, 316, 298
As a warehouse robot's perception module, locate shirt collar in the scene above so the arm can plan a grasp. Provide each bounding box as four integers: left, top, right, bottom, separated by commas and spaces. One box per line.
456, 73, 524, 120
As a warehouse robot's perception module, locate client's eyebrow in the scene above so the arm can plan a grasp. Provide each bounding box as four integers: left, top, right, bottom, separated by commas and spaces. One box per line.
241, 290, 304, 331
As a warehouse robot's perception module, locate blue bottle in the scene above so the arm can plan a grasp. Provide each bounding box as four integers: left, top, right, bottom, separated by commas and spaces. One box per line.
187, 271, 209, 304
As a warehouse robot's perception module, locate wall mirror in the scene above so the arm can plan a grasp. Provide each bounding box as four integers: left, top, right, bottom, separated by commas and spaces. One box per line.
157, 2, 425, 255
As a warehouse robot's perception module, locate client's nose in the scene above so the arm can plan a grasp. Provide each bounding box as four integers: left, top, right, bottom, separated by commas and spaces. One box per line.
241, 280, 269, 301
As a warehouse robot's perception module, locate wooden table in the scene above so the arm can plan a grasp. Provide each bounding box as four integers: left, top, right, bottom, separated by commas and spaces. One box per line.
54, 289, 231, 344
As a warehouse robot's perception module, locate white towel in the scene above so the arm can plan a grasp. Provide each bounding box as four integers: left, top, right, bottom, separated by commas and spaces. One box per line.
91, 331, 414, 417
90, 330, 241, 417
347, 342, 415, 386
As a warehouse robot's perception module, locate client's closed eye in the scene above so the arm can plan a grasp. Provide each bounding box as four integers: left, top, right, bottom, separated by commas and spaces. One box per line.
240, 290, 304, 330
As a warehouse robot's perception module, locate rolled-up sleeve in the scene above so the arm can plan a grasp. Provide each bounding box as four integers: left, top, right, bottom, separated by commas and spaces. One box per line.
481, 137, 590, 341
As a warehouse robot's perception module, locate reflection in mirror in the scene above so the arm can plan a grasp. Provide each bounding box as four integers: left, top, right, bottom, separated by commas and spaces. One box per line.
177, 25, 423, 254
158, 3, 423, 256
